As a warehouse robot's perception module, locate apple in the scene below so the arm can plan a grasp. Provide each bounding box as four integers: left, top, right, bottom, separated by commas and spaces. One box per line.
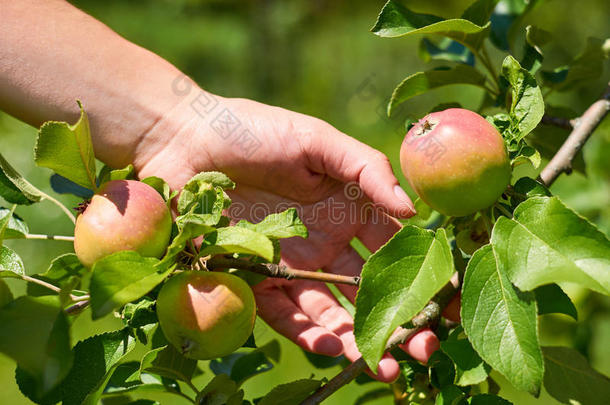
74, 180, 172, 267
400, 108, 511, 217
156, 271, 256, 360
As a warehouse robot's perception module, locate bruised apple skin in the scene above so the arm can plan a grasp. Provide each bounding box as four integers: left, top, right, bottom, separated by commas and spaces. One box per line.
400, 109, 511, 217
74, 180, 172, 267
156, 271, 256, 360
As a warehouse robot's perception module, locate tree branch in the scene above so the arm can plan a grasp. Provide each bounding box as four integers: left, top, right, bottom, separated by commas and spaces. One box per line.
300, 283, 458, 405
207, 256, 361, 286
540, 114, 575, 130
539, 82, 610, 186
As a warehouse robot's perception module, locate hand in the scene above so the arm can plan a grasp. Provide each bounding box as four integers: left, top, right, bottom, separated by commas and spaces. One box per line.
135, 92, 441, 382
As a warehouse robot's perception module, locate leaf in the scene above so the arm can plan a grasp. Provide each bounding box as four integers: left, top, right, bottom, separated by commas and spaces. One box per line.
177, 171, 234, 215
489, 0, 542, 51
59, 329, 136, 405
543, 346, 610, 404
429, 350, 456, 389
140, 176, 172, 202
0, 206, 28, 239
521, 25, 552, 74
121, 297, 158, 328
0, 152, 44, 204
501, 55, 544, 141
491, 196, 610, 295
140, 345, 197, 384
27, 254, 87, 297
209, 340, 280, 386
354, 226, 454, 371
0, 245, 25, 278
354, 388, 393, 405
0, 279, 12, 307
441, 335, 491, 386
257, 378, 325, 405
418, 38, 474, 65
235, 208, 308, 239
89, 251, 173, 319
468, 394, 513, 404
461, 245, 543, 395
35, 101, 97, 190
461, 0, 499, 26
196, 374, 244, 405
50, 174, 95, 199
388, 65, 487, 116
511, 177, 551, 200
98, 164, 135, 184
0, 296, 73, 396
371, 0, 491, 51
534, 284, 578, 320
541, 37, 609, 91
200, 226, 275, 263
435, 385, 466, 405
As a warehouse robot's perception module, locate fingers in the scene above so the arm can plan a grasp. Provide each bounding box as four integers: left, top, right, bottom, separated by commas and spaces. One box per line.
302, 123, 415, 218
442, 292, 461, 323
322, 247, 364, 302
399, 328, 440, 364
252, 280, 343, 357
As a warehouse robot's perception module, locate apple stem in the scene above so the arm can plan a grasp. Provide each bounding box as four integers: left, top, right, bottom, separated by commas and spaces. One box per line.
207, 256, 360, 286
301, 282, 458, 405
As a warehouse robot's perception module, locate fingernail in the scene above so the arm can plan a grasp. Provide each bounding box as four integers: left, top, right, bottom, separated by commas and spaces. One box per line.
394, 185, 416, 216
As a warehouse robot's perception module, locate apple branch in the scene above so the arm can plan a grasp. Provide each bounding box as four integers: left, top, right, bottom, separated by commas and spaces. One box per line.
207, 256, 360, 286
300, 282, 458, 405
539, 82, 610, 186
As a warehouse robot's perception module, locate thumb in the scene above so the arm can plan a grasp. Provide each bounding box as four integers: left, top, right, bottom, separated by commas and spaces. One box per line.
304, 122, 416, 218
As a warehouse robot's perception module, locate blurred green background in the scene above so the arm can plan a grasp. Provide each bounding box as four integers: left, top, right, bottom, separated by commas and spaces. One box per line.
1, 0, 609, 404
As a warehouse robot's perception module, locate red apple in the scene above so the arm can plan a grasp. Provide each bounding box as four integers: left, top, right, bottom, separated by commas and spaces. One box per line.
400, 109, 511, 217
156, 271, 256, 360
74, 180, 172, 267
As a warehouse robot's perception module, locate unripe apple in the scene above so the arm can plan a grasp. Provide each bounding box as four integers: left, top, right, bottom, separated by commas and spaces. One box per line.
156, 271, 256, 360
74, 180, 172, 267
400, 109, 511, 217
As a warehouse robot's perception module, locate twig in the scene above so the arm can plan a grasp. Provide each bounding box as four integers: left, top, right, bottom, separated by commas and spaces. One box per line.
541, 114, 575, 130
20, 274, 82, 302
207, 256, 360, 286
65, 300, 89, 315
25, 233, 75, 242
301, 283, 457, 404
539, 82, 610, 186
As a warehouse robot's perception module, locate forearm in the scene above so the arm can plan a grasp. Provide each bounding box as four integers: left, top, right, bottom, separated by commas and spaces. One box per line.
0, 0, 195, 168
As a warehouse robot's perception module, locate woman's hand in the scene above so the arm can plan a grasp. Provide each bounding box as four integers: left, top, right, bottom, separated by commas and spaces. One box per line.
135, 91, 441, 382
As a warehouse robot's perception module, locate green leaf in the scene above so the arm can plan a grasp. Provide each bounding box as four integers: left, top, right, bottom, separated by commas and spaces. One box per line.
98, 164, 135, 184
236, 208, 308, 239
121, 297, 158, 328
139, 345, 197, 384
534, 284, 578, 320
441, 335, 491, 386
543, 346, 610, 404
0, 279, 12, 307
388, 65, 487, 116
210, 340, 279, 386
177, 171, 234, 215
0, 152, 44, 204
489, 0, 542, 52
50, 174, 95, 199
200, 226, 275, 263
0, 296, 73, 396
435, 385, 466, 405
418, 38, 474, 65
90, 251, 173, 319
35, 101, 97, 190
103, 361, 182, 399
461, 245, 543, 395
258, 378, 325, 405
0, 245, 25, 278
468, 394, 513, 404
27, 254, 87, 297
354, 226, 454, 371
501, 55, 544, 141
354, 388, 393, 405
0, 205, 28, 240
521, 25, 552, 74
541, 37, 609, 91
461, 0, 499, 26
429, 350, 456, 389
196, 374, 244, 405
371, 0, 491, 51
511, 177, 551, 200
59, 329, 136, 405
491, 196, 610, 295
140, 176, 173, 202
